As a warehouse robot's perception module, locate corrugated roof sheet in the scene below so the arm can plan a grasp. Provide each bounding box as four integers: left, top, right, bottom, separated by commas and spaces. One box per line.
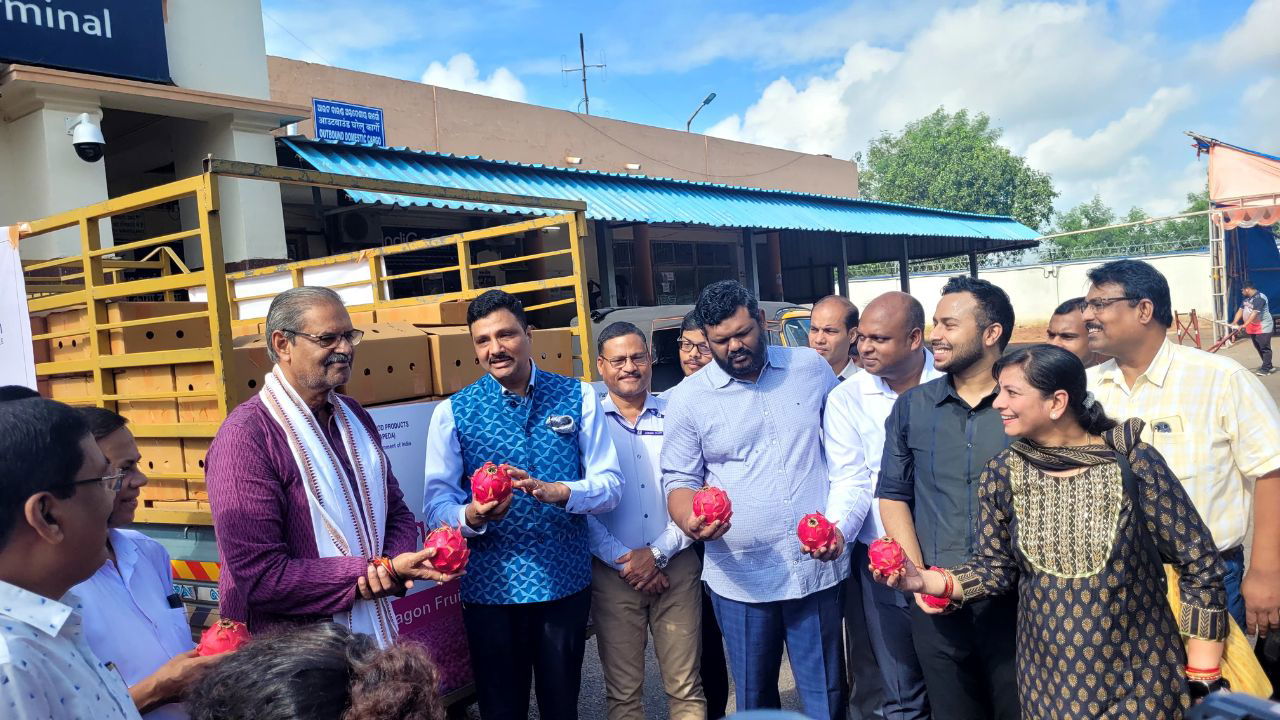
283, 138, 1039, 242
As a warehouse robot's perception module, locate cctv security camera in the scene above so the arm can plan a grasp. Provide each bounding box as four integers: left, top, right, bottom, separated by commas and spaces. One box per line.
66, 113, 105, 163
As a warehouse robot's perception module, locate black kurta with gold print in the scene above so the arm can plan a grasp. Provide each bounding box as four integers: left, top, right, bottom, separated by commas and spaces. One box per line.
950, 440, 1227, 720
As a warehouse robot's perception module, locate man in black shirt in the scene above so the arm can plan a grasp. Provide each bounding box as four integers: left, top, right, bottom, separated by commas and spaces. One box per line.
875, 276, 1019, 720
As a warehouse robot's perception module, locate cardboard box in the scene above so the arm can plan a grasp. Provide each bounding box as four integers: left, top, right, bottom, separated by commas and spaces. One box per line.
532, 328, 574, 377
30, 316, 49, 364
182, 439, 210, 500
342, 323, 433, 405
45, 374, 94, 401
137, 438, 187, 500
176, 336, 273, 420
46, 308, 90, 361
423, 326, 483, 395
43, 303, 211, 359
106, 301, 211, 356
375, 301, 470, 327
114, 366, 178, 425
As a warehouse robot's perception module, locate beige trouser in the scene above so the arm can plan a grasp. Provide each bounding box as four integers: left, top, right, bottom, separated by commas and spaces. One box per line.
591, 549, 706, 720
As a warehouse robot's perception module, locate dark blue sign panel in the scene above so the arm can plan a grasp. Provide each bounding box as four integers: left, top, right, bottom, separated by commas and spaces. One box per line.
313, 98, 386, 146
0, 0, 170, 83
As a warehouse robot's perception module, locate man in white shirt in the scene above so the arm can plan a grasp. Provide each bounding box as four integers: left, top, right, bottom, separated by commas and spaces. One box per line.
809, 295, 860, 381
0, 397, 141, 720
825, 292, 939, 720
589, 321, 703, 720
1084, 259, 1280, 636
74, 408, 220, 720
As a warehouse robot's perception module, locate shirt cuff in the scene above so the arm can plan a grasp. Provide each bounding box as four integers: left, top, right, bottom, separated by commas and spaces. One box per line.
456, 505, 486, 538
663, 476, 702, 495
875, 485, 913, 502
653, 523, 691, 561
561, 479, 612, 514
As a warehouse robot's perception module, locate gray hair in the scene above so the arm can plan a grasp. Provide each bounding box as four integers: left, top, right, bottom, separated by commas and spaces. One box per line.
264, 286, 345, 362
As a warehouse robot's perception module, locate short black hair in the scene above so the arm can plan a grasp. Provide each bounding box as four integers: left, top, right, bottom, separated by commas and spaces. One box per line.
813, 295, 859, 330
940, 275, 1015, 350
1243, 281, 1257, 291
78, 407, 128, 441
0, 398, 89, 549
1052, 297, 1087, 316
0, 385, 40, 402
466, 289, 528, 328
694, 280, 759, 329
680, 310, 700, 334
597, 321, 647, 355
1086, 259, 1172, 328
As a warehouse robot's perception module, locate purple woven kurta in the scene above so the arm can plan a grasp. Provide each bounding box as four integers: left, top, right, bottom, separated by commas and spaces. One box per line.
205, 393, 419, 633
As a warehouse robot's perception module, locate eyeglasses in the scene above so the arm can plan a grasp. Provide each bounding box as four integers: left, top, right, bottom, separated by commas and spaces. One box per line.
69, 469, 127, 493
603, 353, 652, 369
286, 329, 365, 349
677, 339, 711, 356
1084, 296, 1141, 312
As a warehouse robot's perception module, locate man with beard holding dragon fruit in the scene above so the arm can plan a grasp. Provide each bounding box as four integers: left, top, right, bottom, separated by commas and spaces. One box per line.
662, 280, 857, 720
206, 287, 457, 650
423, 289, 623, 720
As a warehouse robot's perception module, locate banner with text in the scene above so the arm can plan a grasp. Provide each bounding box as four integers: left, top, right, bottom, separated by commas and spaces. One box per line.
0, 0, 170, 83
368, 400, 473, 696
312, 98, 386, 146
0, 227, 37, 390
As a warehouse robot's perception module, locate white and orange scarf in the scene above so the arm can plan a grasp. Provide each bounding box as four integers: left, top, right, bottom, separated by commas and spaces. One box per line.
260, 365, 397, 647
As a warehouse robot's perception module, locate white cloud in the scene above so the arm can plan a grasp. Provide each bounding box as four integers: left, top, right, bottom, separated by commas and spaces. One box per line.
420, 54, 528, 103
1024, 86, 1193, 178
1209, 0, 1280, 71
708, 3, 1154, 157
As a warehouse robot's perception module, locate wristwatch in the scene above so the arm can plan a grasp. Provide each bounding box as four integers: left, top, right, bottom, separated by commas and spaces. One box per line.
649, 546, 669, 570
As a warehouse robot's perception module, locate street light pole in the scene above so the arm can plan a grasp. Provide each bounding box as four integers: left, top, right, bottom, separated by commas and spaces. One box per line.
685, 92, 717, 132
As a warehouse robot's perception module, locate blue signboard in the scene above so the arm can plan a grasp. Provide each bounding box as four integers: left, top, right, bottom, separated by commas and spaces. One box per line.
0, 0, 170, 83
312, 98, 386, 146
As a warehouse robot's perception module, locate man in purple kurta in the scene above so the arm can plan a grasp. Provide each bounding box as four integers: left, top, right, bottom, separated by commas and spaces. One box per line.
206, 287, 453, 643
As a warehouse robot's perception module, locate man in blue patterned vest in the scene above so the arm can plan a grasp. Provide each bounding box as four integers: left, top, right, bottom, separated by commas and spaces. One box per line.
424, 289, 624, 720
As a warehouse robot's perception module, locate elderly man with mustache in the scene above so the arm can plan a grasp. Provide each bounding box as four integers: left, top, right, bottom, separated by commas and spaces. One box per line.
206, 287, 452, 649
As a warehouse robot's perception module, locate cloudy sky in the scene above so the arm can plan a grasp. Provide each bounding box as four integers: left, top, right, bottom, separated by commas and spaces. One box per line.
261, 0, 1279, 218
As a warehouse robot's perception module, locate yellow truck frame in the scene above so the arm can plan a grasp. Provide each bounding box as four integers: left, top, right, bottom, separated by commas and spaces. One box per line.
20, 159, 596, 527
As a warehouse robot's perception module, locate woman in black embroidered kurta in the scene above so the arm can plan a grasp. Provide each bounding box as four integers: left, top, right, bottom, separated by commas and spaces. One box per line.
874, 345, 1228, 719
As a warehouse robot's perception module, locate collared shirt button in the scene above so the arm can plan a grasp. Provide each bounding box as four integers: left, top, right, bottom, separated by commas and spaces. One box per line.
643, 514, 649, 518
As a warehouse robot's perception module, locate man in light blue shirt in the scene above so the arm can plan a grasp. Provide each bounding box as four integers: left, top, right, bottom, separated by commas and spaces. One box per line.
663, 280, 854, 720
589, 321, 703, 720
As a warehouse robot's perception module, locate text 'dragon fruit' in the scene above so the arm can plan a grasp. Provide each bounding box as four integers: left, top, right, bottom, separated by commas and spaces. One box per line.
796, 511, 837, 549
868, 536, 906, 575
692, 486, 732, 525
470, 461, 513, 504
196, 619, 250, 657
424, 525, 470, 574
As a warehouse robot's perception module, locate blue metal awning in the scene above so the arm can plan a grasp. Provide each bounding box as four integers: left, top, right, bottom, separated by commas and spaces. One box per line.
283, 138, 1039, 244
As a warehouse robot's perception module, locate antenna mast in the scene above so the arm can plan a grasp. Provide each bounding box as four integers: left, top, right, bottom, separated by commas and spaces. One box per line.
562, 33, 605, 114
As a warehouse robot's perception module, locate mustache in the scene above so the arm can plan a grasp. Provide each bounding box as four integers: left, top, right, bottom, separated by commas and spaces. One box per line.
324, 353, 352, 365
489, 352, 513, 363
1085, 322, 1104, 331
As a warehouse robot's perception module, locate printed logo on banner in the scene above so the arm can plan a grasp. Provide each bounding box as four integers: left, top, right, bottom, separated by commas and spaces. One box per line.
0, 0, 170, 83
312, 98, 386, 146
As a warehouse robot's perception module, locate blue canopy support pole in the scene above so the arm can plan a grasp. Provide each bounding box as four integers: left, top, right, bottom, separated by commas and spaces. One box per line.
837, 234, 850, 297
898, 236, 911, 293
594, 220, 617, 306
742, 229, 761, 298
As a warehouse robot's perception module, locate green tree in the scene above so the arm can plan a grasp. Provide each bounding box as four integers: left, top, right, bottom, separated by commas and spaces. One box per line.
860, 108, 1059, 230
1041, 190, 1210, 260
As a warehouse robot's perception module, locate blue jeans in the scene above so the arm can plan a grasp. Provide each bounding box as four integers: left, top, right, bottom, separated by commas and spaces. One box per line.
1222, 546, 1247, 630
709, 583, 847, 720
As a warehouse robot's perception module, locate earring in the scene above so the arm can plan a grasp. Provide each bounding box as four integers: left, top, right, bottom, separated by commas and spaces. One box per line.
1050, 412, 1060, 420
